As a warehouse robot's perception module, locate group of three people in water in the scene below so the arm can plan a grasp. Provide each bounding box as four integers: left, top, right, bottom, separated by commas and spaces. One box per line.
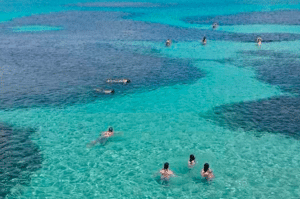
88, 127, 214, 181
160, 155, 214, 182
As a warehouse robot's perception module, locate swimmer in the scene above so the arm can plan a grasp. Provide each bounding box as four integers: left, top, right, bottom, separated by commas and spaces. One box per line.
160, 162, 175, 180
256, 37, 262, 47
188, 154, 196, 168
87, 127, 114, 147
95, 88, 115, 94
165, 39, 172, 47
106, 79, 131, 84
212, 23, 218, 29
202, 36, 207, 45
201, 163, 214, 180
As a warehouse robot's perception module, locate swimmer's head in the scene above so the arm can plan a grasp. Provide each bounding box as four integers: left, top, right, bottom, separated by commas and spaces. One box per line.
127, 79, 131, 83
190, 154, 195, 162
108, 127, 113, 132
164, 162, 169, 170
111, 89, 115, 93
204, 163, 209, 172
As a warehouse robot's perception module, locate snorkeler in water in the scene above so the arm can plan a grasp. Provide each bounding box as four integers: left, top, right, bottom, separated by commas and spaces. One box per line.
87, 127, 114, 147
202, 36, 207, 45
165, 39, 172, 47
95, 88, 115, 94
160, 162, 175, 180
201, 163, 214, 180
188, 154, 196, 168
106, 79, 131, 84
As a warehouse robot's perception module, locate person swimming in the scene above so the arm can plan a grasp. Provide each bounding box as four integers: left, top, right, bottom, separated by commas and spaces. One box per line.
165, 39, 172, 47
256, 37, 262, 47
160, 162, 174, 180
212, 23, 218, 29
202, 36, 207, 45
188, 154, 196, 168
106, 79, 130, 84
201, 163, 214, 180
87, 127, 114, 147
95, 88, 115, 94
101, 127, 114, 138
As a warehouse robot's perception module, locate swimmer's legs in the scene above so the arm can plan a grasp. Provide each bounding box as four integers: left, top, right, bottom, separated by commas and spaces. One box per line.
99, 137, 108, 145
87, 140, 97, 148
87, 137, 107, 148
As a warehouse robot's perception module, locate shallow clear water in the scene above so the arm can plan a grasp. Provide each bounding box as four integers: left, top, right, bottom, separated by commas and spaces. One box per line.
1, 0, 300, 198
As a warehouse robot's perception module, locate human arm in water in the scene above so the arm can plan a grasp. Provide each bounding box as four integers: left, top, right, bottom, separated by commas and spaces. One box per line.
87, 128, 115, 148
101, 131, 114, 138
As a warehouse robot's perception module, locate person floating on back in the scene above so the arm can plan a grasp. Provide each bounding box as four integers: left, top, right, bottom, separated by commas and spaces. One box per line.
165, 39, 172, 47
94, 88, 115, 94
106, 79, 131, 84
201, 163, 214, 180
160, 162, 175, 180
188, 154, 196, 168
202, 36, 207, 45
87, 127, 114, 147
256, 37, 262, 47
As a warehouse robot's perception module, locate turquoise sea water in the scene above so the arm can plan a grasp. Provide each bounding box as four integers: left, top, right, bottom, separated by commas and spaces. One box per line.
12, 26, 62, 32
1, 0, 300, 198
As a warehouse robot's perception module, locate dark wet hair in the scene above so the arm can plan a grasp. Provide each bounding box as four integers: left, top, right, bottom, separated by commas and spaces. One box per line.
127, 79, 131, 83
202, 37, 206, 42
204, 163, 209, 172
164, 162, 169, 170
108, 127, 113, 132
189, 154, 195, 162
111, 89, 115, 93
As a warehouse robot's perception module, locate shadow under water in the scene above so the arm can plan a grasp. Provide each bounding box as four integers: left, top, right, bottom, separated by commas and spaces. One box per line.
0, 11, 204, 109
184, 10, 300, 25
0, 124, 42, 198
205, 96, 300, 138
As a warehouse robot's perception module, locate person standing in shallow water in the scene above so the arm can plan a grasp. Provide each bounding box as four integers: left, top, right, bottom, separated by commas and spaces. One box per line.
165, 39, 172, 47
160, 162, 175, 180
87, 127, 114, 147
212, 23, 218, 29
201, 163, 214, 180
202, 37, 207, 45
188, 154, 196, 168
256, 37, 262, 47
